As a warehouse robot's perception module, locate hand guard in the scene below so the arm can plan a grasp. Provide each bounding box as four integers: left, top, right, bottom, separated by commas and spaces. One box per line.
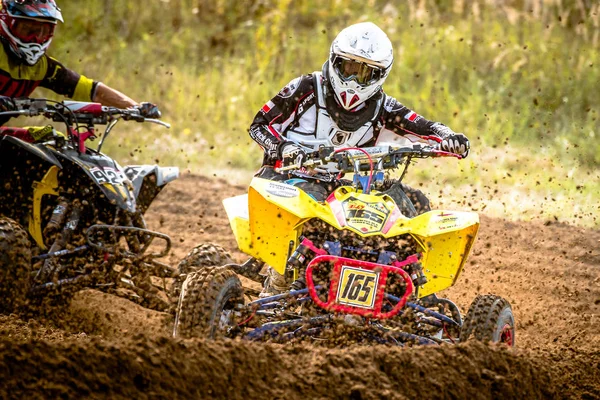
137, 102, 161, 118
441, 133, 470, 158
0, 96, 16, 112
279, 142, 307, 167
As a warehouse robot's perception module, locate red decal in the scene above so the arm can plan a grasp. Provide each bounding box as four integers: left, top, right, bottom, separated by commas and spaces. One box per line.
261, 100, 275, 114
407, 112, 419, 122
347, 204, 365, 210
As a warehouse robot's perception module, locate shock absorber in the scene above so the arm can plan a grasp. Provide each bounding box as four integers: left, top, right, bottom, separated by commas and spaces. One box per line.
43, 198, 69, 242
287, 239, 312, 290
37, 199, 83, 281
410, 261, 428, 288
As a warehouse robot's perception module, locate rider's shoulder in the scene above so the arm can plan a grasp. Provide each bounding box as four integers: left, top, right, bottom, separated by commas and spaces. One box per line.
381, 93, 407, 113
277, 74, 315, 99
0, 47, 49, 80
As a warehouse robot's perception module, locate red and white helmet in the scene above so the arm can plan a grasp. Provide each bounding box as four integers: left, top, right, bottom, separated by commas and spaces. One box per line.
0, 0, 63, 65
328, 22, 393, 111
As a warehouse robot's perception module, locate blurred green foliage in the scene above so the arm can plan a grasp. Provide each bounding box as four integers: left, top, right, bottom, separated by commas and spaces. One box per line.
35, 0, 597, 171
17, 0, 598, 226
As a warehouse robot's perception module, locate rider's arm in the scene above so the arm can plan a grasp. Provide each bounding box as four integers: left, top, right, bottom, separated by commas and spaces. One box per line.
92, 83, 137, 109
39, 57, 138, 108
381, 96, 457, 144
39, 56, 98, 102
249, 75, 315, 165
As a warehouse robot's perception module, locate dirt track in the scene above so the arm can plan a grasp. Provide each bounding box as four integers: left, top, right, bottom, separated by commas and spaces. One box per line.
0, 173, 598, 399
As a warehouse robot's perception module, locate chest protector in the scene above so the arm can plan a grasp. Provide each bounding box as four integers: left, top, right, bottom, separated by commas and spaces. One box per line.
285, 72, 383, 153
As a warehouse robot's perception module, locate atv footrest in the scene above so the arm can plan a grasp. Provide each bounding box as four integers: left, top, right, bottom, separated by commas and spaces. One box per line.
86, 224, 172, 259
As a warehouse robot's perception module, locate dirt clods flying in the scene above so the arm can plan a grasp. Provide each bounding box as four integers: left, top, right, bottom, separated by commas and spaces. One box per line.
0, 174, 598, 399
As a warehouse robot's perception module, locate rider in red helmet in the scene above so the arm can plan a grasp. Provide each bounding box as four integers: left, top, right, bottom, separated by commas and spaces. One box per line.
0, 0, 160, 141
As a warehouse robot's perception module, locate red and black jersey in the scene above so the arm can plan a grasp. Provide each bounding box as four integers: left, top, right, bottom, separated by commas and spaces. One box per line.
0, 42, 97, 124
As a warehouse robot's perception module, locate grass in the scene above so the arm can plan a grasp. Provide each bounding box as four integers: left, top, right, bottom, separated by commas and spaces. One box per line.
10, 0, 599, 227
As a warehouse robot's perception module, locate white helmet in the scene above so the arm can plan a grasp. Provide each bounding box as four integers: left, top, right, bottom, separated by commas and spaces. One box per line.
328, 22, 393, 111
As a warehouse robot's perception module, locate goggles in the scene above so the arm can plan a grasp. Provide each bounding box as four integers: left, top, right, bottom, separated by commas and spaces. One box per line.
10, 18, 55, 44
332, 55, 385, 85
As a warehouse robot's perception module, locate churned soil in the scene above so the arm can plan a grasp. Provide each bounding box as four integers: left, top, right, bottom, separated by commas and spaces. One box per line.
0, 173, 598, 399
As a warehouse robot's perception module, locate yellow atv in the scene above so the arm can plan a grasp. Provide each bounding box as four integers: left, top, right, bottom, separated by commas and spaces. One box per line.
174, 145, 515, 346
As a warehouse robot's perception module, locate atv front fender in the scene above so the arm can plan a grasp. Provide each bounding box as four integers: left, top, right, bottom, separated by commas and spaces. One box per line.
124, 165, 179, 213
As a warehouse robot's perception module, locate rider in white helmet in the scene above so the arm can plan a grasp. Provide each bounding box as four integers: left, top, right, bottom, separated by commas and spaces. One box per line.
249, 22, 470, 295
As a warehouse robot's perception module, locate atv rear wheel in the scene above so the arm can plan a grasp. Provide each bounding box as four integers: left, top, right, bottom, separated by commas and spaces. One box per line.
0, 217, 32, 313
460, 294, 515, 346
173, 266, 244, 339
171, 243, 233, 301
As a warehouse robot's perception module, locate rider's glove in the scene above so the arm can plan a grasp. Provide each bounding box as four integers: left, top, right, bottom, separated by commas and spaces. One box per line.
441, 133, 470, 158
137, 102, 161, 118
278, 142, 307, 167
0, 96, 16, 112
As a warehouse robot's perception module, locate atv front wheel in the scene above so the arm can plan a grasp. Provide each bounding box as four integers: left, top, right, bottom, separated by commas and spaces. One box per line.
460, 294, 515, 346
173, 266, 244, 339
171, 243, 233, 301
0, 217, 31, 313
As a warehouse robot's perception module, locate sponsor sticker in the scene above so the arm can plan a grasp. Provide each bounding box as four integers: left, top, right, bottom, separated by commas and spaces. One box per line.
278, 77, 301, 98
435, 212, 459, 230
297, 92, 315, 114
331, 130, 351, 146
265, 182, 300, 198
342, 197, 390, 234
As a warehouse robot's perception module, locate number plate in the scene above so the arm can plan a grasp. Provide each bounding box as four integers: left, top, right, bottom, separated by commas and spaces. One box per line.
342, 197, 390, 234
336, 266, 379, 309
89, 167, 126, 185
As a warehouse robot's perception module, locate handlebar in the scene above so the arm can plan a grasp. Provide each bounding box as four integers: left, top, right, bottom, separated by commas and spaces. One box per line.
275, 144, 463, 194
275, 144, 462, 174
0, 98, 170, 153
4, 98, 170, 128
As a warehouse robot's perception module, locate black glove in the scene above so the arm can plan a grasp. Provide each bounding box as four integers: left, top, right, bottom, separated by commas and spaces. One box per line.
441, 133, 470, 158
279, 142, 307, 167
137, 102, 161, 118
0, 96, 16, 112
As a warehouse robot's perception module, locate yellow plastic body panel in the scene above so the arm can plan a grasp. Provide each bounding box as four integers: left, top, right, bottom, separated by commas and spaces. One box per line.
224, 178, 336, 274
386, 211, 479, 297
30, 166, 60, 249
223, 177, 479, 295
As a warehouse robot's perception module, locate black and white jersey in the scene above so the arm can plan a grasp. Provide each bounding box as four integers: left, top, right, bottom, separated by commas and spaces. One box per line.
249, 72, 456, 167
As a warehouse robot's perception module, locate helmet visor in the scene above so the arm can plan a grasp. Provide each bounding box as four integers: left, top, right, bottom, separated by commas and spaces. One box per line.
5, 0, 63, 23
10, 18, 54, 44
332, 56, 384, 85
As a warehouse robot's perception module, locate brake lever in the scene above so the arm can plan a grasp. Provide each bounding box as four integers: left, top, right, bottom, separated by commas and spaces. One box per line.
118, 109, 170, 128
274, 151, 323, 173
0, 110, 35, 117
144, 118, 171, 129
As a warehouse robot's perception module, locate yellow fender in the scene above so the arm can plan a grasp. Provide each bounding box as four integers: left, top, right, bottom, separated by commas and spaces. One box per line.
223, 177, 479, 297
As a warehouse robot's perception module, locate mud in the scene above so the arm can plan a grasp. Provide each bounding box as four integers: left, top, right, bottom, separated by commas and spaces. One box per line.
0, 173, 598, 399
